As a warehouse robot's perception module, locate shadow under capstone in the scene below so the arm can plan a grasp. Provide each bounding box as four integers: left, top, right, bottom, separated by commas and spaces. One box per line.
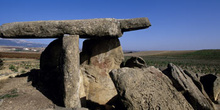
27, 69, 65, 106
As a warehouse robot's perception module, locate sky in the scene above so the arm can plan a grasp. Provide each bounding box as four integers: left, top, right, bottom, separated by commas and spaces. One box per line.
0, 0, 219, 51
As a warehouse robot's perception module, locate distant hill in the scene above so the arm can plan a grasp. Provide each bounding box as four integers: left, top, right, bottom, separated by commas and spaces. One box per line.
0, 38, 47, 47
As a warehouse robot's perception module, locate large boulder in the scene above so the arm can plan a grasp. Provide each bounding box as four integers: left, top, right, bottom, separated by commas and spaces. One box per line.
80, 37, 124, 105
163, 63, 214, 110
110, 66, 193, 110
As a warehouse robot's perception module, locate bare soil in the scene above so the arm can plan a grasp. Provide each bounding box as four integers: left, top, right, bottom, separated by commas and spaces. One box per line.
0, 76, 55, 110
0, 52, 41, 59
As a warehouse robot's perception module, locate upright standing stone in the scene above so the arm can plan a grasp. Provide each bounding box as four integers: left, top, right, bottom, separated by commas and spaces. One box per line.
62, 34, 81, 108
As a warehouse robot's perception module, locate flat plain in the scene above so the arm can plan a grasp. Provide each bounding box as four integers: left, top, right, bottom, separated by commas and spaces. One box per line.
125, 49, 220, 75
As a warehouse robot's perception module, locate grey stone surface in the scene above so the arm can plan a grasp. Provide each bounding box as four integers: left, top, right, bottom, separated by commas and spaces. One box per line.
119, 17, 151, 32
110, 66, 193, 110
184, 70, 212, 103
164, 63, 214, 110
0, 18, 151, 38
80, 38, 124, 105
62, 35, 81, 108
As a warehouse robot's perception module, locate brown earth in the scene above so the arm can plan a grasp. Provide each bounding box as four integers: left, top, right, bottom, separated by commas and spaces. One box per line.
0, 52, 41, 59
0, 76, 55, 110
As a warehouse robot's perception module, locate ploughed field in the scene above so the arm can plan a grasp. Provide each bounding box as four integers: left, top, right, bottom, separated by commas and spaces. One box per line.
0, 52, 41, 59
124, 49, 220, 75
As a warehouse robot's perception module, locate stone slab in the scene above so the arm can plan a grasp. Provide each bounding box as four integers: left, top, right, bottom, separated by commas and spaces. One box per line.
62, 35, 81, 108
0, 18, 151, 38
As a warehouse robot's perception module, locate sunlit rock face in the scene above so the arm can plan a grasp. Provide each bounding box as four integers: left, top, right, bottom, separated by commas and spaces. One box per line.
80, 38, 124, 105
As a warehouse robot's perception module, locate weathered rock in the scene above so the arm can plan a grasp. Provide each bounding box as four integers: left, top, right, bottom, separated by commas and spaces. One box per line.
0, 18, 151, 38
110, 67, 193, 110
80, 37, 124, 105
119, 18, 151, 32
62, 35, 81, 108
184, 70, 212, 103
163, 63, 214, 110
124, 56, 146, 68
200, 74, 220, 103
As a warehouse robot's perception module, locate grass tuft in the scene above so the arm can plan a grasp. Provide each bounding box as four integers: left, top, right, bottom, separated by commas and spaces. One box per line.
0, 89, 19, 99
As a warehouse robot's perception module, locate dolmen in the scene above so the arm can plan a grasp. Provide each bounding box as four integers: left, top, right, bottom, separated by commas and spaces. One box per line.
0, 18, 151, 108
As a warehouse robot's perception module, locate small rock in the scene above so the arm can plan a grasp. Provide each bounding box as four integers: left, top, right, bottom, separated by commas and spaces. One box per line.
124, 56, 146, 68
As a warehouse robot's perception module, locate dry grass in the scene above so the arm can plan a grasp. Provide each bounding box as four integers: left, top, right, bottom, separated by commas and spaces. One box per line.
0, 58, 39, 76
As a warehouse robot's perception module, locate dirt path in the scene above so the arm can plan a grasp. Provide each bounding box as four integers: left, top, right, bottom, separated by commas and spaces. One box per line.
0, 76, 55, 110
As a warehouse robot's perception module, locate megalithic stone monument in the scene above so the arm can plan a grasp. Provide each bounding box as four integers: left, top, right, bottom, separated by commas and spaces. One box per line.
0, 17, 151, 108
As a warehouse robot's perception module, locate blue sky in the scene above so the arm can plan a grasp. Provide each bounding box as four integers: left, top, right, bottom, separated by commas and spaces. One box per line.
0, 0, 219, 50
